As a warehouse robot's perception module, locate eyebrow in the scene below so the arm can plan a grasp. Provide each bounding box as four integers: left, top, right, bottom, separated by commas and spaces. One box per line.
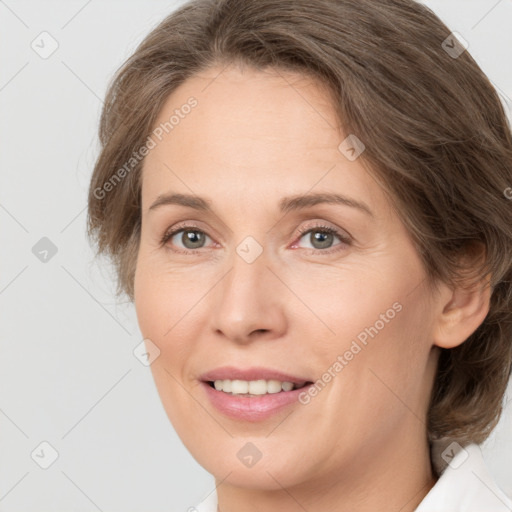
148, 192, 374, 218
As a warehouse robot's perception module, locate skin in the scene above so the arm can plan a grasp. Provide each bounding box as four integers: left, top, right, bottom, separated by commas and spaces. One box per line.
133, 64, 491, 512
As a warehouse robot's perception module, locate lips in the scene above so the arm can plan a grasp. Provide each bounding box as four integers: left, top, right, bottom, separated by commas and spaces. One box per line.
198, 366, 316, 421
199, 366, 313, 386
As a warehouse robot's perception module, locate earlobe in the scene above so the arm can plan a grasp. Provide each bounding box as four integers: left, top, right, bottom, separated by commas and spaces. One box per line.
432, 272, 492, 350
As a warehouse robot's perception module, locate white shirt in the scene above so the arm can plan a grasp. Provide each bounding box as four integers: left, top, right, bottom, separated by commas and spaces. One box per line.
192, 441, 512, 512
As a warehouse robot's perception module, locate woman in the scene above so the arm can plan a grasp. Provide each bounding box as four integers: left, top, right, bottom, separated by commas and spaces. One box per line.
87, 0, 512, 510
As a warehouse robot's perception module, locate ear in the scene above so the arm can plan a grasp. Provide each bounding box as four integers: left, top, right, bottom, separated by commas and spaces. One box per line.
432, 242, 492, 350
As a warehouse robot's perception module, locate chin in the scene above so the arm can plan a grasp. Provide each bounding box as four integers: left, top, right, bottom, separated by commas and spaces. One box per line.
188, 435, 311, 490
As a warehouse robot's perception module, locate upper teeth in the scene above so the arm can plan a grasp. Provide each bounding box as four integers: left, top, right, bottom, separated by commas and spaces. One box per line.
213, 379, 303, 395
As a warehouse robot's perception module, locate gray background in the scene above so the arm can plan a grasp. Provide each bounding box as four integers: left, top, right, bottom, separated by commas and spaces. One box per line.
1, 1, 511, 510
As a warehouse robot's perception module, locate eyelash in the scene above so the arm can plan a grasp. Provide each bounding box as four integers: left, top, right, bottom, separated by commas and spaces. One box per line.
159, 222, 352, 255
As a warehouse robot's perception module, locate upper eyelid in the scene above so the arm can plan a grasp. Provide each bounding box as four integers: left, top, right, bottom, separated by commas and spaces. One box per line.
166, 220, 344, 236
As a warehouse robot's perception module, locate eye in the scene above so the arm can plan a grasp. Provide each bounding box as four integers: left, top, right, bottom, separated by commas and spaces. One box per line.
293, 223, 352, 253
160, 224, 214, 254
160, 221, 352, 255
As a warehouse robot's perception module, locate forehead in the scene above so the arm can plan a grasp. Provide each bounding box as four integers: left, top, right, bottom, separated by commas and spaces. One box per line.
152, 64, 341, 147
140, 65, 386, 217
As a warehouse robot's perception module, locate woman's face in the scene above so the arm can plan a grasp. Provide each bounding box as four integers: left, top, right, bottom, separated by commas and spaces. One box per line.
134, 65, 441, 491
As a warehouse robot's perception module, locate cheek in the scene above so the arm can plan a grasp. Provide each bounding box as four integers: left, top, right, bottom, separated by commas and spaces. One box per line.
133, 253, 216, 390
302, 259, 432, 403
134, 262, 206, 434
134, 251, 199, 341
133, 259, 194, 391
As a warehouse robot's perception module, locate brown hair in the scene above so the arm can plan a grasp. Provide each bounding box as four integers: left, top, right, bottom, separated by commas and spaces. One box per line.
87, 0, 512, 446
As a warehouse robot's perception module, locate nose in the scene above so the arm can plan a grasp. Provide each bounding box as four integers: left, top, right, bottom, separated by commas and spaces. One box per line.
209, 244, 288, 344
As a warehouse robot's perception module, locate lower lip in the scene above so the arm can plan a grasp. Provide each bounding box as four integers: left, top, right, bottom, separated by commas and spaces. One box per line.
201, 381, 312, 422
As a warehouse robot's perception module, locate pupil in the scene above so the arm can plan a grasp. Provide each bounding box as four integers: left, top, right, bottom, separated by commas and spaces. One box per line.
312, 231, 332, 249
183, 230, 204, 248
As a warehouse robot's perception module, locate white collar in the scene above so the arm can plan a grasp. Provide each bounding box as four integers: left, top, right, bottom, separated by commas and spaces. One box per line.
416, 440, 511, 511
194, 442, 512, 512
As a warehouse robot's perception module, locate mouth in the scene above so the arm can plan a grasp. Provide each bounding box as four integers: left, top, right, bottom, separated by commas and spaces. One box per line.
205, 379, 314, 396
198, 366, 316, 420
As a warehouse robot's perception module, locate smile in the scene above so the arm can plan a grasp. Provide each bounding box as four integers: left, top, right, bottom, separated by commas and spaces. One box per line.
199, 367, 315, 421
208, 378, 310, 396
